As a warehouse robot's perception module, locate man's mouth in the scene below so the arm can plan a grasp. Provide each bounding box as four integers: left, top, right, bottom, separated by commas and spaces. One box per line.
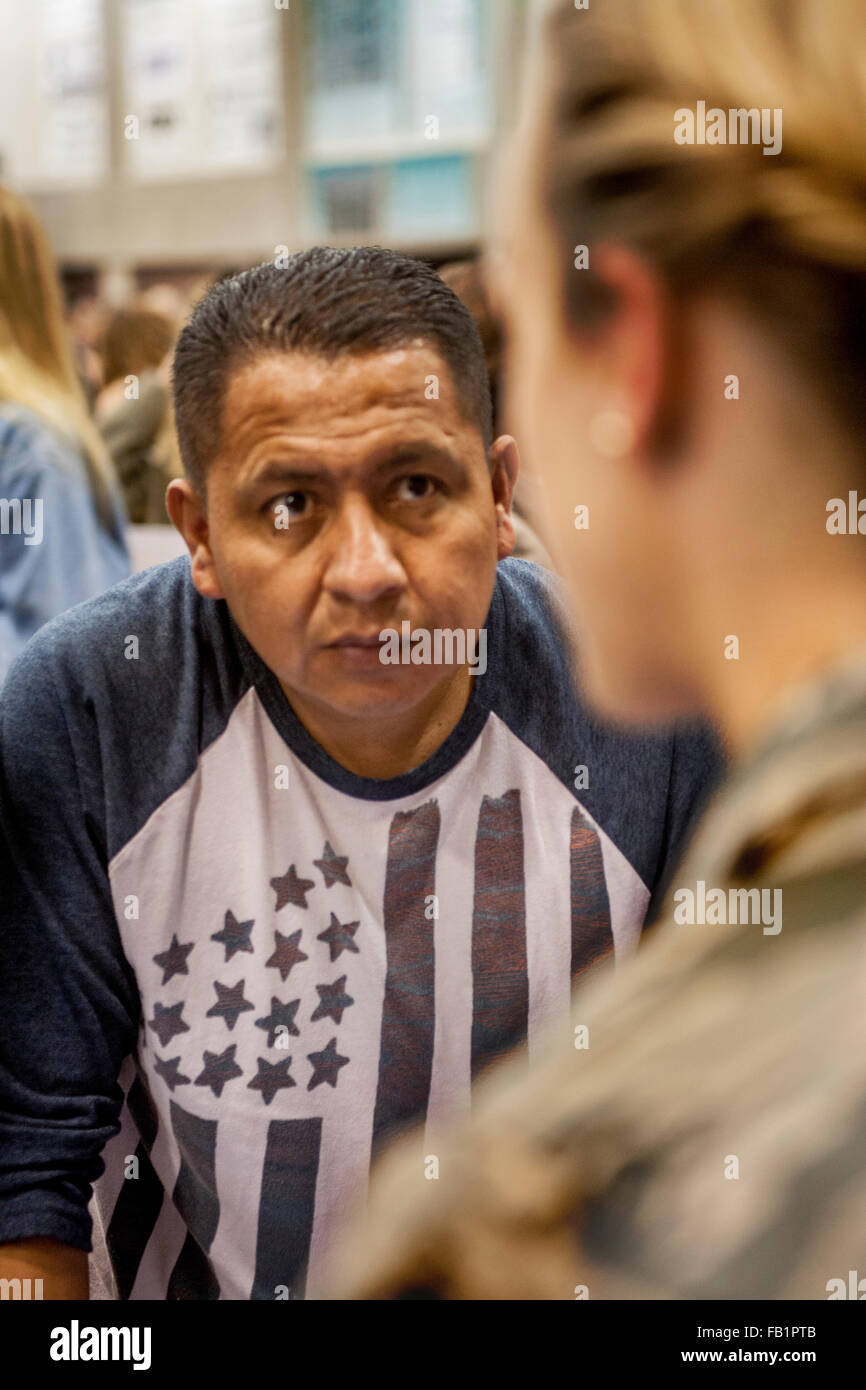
327, 633, 387, 649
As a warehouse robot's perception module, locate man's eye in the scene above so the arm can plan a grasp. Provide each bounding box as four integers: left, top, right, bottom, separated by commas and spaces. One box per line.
270, 491, 308, 519
395, 474, 437, 502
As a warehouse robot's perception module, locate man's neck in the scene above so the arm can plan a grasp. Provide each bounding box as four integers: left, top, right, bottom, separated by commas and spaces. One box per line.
280, 665, 475, 780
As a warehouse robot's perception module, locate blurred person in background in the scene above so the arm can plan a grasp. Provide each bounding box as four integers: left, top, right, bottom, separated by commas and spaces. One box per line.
95, 279, 215, 526
96, 302, 176, 420
0, 184, 129, 686
327, 0, 866, 1300
438, 259, 553, 571
95, 300, 178, 524
66, 292, 109, 411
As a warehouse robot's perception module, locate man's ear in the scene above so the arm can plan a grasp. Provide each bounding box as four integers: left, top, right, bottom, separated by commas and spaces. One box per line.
488, 434, 519, 561
165, 478, 226, 600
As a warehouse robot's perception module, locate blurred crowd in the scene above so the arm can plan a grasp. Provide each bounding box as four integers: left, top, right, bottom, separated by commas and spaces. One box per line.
68, 278, 201, 524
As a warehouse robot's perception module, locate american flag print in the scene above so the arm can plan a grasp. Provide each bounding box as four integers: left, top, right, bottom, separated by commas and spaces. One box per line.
93, 693, 648, 1299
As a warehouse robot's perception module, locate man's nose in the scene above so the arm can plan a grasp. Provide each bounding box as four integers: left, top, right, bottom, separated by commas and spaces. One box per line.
321, 498, 407, 605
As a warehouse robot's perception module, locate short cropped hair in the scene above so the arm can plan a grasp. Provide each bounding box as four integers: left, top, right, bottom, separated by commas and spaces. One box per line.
172, 247, 493, 498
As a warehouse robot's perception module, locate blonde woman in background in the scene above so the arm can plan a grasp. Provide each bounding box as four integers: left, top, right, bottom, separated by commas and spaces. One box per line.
328, 0, 866, 1299
0, 185, 129, 684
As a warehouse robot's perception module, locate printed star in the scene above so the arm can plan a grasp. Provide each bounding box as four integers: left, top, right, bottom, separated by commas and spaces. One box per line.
270, 864, 315, 911
313, 840, 352, 889
311, 976, 354, 1026
152, 934, 195, 985
206, 979, 255, 1031
211, 910, 254, 962
154, 1055, 190, 1092
265, 929, 309, 982
247, 1056, 296, 1105
317, 912, 360, 962
148, 1001, 190, 1048
255, 996, 301, 1046
195, 1044, 243, 1098
307, 1037, 350, 1091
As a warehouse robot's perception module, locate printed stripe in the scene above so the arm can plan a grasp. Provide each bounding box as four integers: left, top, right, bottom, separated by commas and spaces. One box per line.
127, 1075, 159, 1149
167, 1231, 221, 1300
104, 1076, 164, 1300
105, 1141, 164, 1300
251, 1117, 323, 1300
371, 800, 440, 1152
570, 808, 614, 980
166, 1101, 221, 1300
471, 789, 528, 1077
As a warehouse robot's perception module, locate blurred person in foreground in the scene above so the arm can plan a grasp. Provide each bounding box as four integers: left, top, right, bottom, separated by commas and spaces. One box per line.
438, 259, 553, 571
325, 0, 866, 1300
0, 185, 129, 685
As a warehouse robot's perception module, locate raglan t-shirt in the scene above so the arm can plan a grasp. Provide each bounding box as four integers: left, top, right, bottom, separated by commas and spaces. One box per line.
0, 555, 722, 1299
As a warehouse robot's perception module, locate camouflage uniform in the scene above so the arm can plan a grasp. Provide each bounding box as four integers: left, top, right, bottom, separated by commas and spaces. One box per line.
324, 645, 866, 1299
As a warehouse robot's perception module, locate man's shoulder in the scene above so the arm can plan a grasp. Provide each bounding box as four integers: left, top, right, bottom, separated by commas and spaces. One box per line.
0, 556, 249, 858
8, 555, 202, 683
495, 554, 568, 622
492, 556, 577, 680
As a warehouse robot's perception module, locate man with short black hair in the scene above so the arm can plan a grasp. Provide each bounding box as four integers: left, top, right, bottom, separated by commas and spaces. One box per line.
0, 248, 721, 1299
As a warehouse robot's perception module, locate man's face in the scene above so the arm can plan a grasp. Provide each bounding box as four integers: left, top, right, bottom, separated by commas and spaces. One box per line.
189, 344, 514, 723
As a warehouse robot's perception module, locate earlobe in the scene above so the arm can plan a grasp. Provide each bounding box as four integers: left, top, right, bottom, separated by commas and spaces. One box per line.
588, 408, 636, 459
496, 506, 516, 561
189, 548, 226, 601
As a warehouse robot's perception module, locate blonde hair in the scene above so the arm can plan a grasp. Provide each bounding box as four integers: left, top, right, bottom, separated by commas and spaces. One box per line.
0, 183, 118, 525
537, 0, 866, 440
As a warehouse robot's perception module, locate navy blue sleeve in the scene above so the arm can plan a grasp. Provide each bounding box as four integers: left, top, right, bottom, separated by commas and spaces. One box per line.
644, 718, 725, 923
0, 637, 140, 1251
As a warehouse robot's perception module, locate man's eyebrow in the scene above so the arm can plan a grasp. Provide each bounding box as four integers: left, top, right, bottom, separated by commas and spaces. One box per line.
242, 442, 467, 492
370, 441, 465, 474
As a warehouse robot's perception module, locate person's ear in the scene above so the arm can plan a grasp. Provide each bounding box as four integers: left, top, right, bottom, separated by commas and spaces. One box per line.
488, 434, 519, 560
165, 478, 226, 600
578, 245, 670, 466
